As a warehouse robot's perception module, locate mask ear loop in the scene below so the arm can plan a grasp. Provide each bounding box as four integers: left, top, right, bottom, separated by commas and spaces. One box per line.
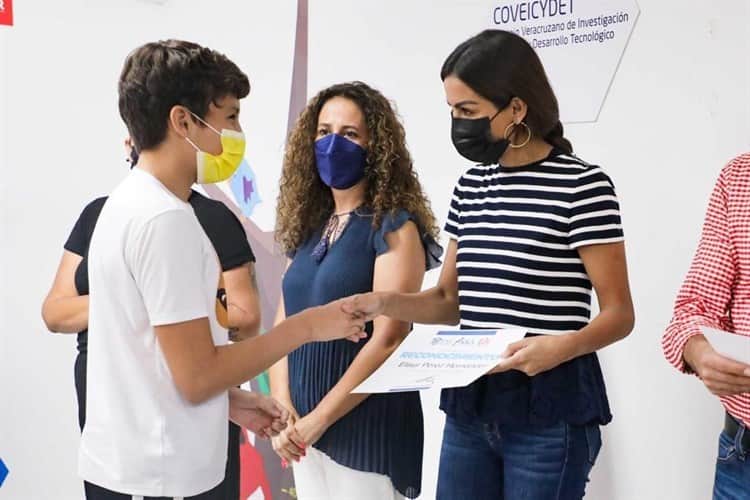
182, 109, 222, 152
488, 108, 503, 123
184, 136, 201, 152
482, 107, 505, 145
189, 111, 221, 135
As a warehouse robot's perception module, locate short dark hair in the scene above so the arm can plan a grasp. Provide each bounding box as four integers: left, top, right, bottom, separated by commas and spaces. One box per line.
441, 30, 572, 154
118, 40, 250, 151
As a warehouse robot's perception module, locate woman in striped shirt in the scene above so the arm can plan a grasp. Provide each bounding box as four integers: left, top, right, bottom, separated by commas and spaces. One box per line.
348, 30, 635, 499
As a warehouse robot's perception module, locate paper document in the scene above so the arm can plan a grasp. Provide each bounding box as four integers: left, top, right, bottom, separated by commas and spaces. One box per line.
700, 326, 750, 365
352, 326, 526, 393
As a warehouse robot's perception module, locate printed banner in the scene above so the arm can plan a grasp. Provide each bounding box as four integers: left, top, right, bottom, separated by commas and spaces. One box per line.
483, 0, 640, 122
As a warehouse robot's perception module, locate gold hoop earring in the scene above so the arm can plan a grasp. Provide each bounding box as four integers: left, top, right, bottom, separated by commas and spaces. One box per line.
504, 122, 532, 149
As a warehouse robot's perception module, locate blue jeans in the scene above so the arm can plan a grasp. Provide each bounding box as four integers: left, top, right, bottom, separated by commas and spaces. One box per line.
437, 416, 601, 500
714, 425, 749, 500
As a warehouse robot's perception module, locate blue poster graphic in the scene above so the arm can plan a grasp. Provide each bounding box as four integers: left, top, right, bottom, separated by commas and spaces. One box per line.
229, 159, 262, 217
0, 457, 9, 488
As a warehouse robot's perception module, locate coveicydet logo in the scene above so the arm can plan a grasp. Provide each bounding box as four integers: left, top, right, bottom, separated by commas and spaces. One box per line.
0, 0, 13, 26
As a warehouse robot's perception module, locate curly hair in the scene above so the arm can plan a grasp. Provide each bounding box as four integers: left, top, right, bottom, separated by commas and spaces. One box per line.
276, 82, 439, 253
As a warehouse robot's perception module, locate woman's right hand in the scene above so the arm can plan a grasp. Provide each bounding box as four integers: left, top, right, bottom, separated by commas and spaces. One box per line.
271, 403, 306, 465
342, 292, 386, 322
305, 299, 368, 343
684, 335, 750, 396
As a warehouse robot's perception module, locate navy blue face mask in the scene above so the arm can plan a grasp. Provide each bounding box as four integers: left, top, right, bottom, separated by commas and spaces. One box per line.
314, 134, 367, 189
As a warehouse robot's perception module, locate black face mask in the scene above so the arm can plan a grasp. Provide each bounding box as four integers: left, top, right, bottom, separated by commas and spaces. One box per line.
451, 109, 508, 165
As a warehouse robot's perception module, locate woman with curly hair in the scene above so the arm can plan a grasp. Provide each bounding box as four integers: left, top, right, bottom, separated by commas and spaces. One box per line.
268, 81, 442, 500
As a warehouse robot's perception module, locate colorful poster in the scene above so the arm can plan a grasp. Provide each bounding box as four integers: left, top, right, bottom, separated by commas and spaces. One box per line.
230, 160, 262, 218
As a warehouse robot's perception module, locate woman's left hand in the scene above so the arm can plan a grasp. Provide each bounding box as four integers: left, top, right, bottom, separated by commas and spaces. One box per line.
489, 334, 578, 377
290, 410, 330, 449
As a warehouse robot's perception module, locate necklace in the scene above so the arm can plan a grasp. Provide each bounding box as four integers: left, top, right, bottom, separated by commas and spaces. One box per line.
311, 209, 357, 263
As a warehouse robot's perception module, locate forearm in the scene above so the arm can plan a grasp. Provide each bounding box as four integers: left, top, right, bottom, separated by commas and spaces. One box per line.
314, 334, 403, 425
664, 302, 729, 372
268, 356, 293, 405
381, 286, 459, 325
227, 388, 247, 425
190, 313, 311, 404
42, 296, 89, 333
227, 386, 246, 410
564, 304, 634, 360
223, 262, 262, 340
682, 334, 708, 371
268, 289, 293, 406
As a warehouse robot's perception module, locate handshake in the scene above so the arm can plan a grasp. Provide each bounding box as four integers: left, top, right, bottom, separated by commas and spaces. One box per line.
226, 293, 388, 440
299, 293, 388, 343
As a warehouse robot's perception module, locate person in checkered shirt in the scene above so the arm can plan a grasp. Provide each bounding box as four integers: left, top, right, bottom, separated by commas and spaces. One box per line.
663, 152, 750, 498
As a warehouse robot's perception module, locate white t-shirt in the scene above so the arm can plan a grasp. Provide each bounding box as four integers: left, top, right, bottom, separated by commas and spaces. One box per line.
79, 168, 227, 497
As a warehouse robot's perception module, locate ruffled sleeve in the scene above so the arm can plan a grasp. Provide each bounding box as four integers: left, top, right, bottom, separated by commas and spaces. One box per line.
373, 209, 443, 271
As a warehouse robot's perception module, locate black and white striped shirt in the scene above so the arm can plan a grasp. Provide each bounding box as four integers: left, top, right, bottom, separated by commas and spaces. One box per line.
445, 150, 624, 336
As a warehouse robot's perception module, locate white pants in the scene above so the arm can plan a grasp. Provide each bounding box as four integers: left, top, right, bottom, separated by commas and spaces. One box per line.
292, 447, 406, 500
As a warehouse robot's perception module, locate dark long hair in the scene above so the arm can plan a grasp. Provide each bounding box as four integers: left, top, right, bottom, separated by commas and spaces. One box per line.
441, 30, 572, 154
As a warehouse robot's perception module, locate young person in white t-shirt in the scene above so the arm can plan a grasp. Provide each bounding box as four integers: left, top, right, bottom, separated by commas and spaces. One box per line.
79, 39, 368, 500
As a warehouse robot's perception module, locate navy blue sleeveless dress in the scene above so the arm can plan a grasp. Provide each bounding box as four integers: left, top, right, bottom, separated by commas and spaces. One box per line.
282, 208, 442, 498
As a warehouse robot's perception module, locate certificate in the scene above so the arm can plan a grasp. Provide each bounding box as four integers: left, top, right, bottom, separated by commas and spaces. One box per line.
700, 326, 750, 365
352, 325, 526, 393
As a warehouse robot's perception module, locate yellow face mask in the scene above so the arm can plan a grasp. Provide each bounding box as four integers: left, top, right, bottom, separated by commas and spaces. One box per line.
185, 112, 246, 184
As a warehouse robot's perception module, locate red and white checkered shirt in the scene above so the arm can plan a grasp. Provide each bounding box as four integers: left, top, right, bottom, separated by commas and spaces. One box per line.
663, 153, 750, 426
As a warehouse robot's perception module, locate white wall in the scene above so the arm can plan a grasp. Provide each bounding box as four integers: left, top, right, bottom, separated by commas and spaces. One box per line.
2, 1, 749, 499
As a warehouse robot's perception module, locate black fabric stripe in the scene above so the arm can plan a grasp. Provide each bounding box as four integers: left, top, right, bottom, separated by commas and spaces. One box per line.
455, 200, 570, 217
458, 280, 592, 302
458, 265, 592, 288
570, 214, 620, 227
461, 226, 569, 243
458, 252, 587, 273
460, 295, 591, 317
570, 199, 620, 217
462, 213, 568, 233
456, 188, 574, 202
458, 239, 577, 258
459, 309, 588, 331
461, 175, 578, 189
